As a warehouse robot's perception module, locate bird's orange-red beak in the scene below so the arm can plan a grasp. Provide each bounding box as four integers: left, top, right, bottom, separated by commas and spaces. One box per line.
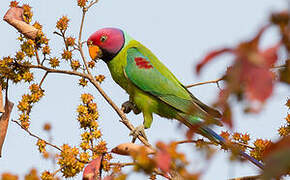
88, 43, 102, 61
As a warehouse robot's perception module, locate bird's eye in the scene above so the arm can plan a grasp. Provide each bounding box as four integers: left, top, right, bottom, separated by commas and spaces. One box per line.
100, 35, 107, 42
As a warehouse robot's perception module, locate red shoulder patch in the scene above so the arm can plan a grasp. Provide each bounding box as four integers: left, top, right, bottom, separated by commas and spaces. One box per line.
134, 57, 153, 69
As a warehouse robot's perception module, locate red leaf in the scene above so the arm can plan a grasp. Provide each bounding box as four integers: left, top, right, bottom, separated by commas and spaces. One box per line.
196, 48, 233, 74
220, 102, 233, 129
156, 150, 171, 173
242, 61, 274, 102
247, 25, 270, 49
260, 43, 280, 67
155, 142, 171, 173
83, 156, 103, 180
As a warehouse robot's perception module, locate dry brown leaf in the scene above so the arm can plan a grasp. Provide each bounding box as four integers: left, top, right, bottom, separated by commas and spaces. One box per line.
0, 86, 5, 113
111, 143, 154, 156
0, 97, 14, 157
3, 7, 39, 40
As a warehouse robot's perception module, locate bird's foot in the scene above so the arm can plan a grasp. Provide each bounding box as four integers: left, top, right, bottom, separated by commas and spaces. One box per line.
121, 101, 141, 114
129, 125, 147, 143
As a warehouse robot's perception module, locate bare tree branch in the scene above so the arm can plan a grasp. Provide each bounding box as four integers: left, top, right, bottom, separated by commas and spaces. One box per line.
12, 120, 62, 151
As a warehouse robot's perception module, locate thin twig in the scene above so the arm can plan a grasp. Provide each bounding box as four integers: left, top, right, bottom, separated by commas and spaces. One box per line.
34, 48, 41, 65
53, 31, 62, 37
186, 77, 223, 88
61, 31, 69, 51
40, 56, 47, 65
109, 162, 135, 167
52, 169, 61, 176
175, 139, 212, 145
154, 169, 172, 180
12, 120, 62, 151
78, 8, 91, 76
89, 128, 94, 150
233, 142, 255, 150
39, 71, 48, 88
87, 0, 99, 9
25, 64, 89, 78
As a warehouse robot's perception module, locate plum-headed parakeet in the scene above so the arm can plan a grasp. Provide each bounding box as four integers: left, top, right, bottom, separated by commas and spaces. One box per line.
87, 28, 264, 169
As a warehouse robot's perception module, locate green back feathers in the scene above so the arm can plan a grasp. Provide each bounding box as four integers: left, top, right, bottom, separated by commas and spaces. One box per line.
109, 31, 221, 120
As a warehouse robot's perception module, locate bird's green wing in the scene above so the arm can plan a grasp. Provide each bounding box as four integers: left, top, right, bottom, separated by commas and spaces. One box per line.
124, 45, 221, 118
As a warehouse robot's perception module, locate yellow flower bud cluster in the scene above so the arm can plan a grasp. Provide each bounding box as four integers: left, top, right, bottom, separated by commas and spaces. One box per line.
95, 75, 105, 83
9, 1, 19, 7
79, 152, 90, 162
56, 16, 69, 32
79, 78, 88, 87
33, 22, 42, 30
42, 46, 50, 55
36, 139, 46, 154
22, 71, 34, 82
0, 56, 32, 85
277, 101, 290, 137
17, 84, 44, 129
77, 0, 88, 7
92, 140, 108, 156
65, 37, 75, 47
40, 171, 57, 180
77, 94, 112, 172
57, 144, 85, 178
219, 131, 251, 152
36, 31, 49, 46
102, 152, 113, 171
21, 39, 35, 57
250, 139, 272, 161
61, 50, 72, 61
15, 51, 25, 61
49, 57, 60, 68
22, 4, 33, 24
88, 61, 95, 69
77, 94, 98, 128
278, 125, 290, 137
70, 60, 80, 71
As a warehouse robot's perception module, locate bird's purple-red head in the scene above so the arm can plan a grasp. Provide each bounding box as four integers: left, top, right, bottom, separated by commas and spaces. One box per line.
87, 28, 125, 62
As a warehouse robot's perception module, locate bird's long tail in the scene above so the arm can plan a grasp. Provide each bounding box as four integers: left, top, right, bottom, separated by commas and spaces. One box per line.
200, 126, 264, 170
